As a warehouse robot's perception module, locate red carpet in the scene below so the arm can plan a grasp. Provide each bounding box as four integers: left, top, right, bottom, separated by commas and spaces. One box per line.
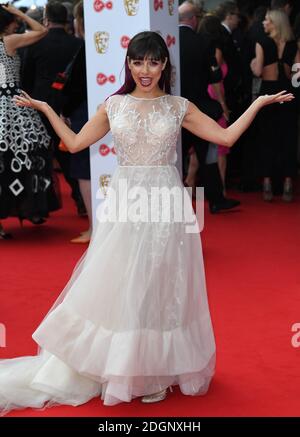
1, 176, 300, 417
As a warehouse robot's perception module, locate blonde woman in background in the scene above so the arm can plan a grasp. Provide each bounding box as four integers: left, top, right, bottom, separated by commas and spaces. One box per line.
251, 9, 300, 202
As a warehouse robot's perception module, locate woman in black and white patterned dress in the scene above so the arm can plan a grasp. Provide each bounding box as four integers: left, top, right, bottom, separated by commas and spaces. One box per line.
0, 4, 58, 238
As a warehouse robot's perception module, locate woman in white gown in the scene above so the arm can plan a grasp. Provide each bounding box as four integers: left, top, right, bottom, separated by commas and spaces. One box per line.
0, 31, 293, 415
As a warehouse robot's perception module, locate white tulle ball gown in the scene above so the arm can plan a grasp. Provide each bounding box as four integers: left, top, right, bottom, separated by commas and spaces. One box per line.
0, 94, 216, 415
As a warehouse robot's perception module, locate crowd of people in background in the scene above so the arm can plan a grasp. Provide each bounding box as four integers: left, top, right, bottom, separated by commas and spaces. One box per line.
180, 0, 300, 209
0, 0, 299, 240
0, 1, 89, 241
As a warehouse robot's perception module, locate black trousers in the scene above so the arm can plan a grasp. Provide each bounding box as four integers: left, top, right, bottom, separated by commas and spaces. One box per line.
42, 112, 82, 203
182, 128, 224, 205
259, 81, 298, 179
52, 137, 82, 202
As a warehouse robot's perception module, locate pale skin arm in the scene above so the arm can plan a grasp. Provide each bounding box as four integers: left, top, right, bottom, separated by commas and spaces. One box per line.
182, 91, 294, 148
2, 4, 47, 55
13, 91, 293, 151
251, 43, 264, 77
13, 92, 110, 153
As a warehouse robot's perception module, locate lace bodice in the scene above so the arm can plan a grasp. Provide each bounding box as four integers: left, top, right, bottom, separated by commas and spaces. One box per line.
105, 94, 189, 166
0, 40, 21, 86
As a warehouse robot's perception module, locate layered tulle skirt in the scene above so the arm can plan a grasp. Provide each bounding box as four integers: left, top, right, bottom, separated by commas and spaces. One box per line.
0, 165, 215, 414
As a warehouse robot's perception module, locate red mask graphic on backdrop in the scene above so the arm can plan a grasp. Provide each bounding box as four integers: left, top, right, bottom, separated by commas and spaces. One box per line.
97, 73, 116, 86
166, 34, 176, 47
121, 35, 130, 49
99, 144, 116, 156
94, 1, 113, 12
154, 0, 163, 11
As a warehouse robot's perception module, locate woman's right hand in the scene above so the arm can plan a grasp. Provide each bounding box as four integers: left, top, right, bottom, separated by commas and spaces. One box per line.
1, 3, 24, 17
13, 91, 47, 113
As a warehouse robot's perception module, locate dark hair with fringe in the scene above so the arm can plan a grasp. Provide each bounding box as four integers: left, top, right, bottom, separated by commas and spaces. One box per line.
0, 5, 16, 33
114, 31, 172, 96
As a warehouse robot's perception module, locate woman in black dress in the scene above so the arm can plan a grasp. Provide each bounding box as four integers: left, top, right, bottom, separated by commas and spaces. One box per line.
0, 4, 58, 237
251, 9, 300, 201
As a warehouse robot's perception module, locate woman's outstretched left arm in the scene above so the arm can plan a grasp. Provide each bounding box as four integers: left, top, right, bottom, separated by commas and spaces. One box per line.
182, 91, 294, 148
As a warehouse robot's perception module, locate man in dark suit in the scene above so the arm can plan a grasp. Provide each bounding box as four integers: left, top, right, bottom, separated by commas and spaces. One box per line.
21, 1, 85, 214
215, 1, 243, 118
179, 1, 240, 213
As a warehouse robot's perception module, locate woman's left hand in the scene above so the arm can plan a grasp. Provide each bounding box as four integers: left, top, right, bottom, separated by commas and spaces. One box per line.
257, 90, 295, 107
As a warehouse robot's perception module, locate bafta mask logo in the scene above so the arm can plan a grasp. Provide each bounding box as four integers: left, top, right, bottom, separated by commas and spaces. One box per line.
154, 0, 163, 11
168, 0, 175, 15
124, 0, 139, 16
99, 144, 116, 156
94, 0, 113, 12
94, 31, 110, 54
99, 174, 112, 198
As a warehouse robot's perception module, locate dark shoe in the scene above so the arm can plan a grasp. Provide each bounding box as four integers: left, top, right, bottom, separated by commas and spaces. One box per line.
209, 198, 241, 214
76, 199, 87, 217
19, 217, 46, 226
29, 216, 46, 225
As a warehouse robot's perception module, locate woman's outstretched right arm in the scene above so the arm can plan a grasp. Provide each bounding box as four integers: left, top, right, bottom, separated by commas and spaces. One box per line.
182, 91, 294, 148
13, 92, 110, 153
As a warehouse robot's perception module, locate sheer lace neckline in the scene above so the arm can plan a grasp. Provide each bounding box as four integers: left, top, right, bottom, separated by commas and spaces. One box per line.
106, 94, 189, 166
127, 94, 168, 101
